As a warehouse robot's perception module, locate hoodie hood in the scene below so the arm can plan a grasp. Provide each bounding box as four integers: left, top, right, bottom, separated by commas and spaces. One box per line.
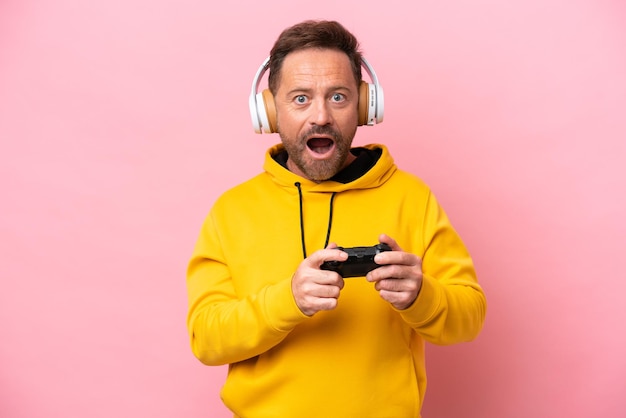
263, 143, 397, 193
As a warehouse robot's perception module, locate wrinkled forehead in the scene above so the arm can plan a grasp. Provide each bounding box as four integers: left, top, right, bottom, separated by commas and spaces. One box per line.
276, 49, 358, 91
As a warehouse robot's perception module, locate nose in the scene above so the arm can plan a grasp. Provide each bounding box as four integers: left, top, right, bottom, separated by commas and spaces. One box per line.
309, 99, 333, 126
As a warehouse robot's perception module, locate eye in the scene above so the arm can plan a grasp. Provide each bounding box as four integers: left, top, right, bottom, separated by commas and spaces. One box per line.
294, 95, 308, 104
331, 93, 346, 103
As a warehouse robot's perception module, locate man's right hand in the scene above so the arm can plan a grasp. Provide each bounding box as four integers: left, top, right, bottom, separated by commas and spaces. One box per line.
291, 244, 348, 316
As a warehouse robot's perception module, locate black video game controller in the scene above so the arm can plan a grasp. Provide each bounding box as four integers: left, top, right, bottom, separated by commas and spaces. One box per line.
320, 243, 392, 277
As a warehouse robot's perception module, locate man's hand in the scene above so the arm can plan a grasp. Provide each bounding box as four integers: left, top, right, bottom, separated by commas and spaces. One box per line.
366, 234, 423, 310
291, 244, 348, 316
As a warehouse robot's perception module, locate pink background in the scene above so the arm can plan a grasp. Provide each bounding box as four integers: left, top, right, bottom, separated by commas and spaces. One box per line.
1, 0, 625, 417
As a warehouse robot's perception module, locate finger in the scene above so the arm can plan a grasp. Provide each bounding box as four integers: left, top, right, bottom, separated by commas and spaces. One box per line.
378, 233, 403, 252
367, 263, 419, 284
308, 247, 348, 269
374, 247, 421, 269
374, 276, 416, 293
375, 277, 401, 292
311, 284, 342, 299
378, 289, 417, 310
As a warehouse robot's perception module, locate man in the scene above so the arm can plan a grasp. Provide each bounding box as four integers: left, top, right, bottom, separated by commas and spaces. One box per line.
187, 20, 486, 418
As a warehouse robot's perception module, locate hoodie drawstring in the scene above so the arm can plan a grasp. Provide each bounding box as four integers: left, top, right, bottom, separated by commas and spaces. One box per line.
294, 182, 337, 259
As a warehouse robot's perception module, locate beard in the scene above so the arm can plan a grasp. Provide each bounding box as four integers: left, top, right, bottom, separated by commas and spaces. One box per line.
279, 125, 356, 182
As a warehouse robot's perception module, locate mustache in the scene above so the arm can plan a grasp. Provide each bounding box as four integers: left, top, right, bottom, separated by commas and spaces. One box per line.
300, 125, 341, 141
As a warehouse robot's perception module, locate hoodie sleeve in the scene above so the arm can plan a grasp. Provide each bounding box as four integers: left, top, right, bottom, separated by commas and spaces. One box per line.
397, 190, 487, 345
186, 211, 309, 366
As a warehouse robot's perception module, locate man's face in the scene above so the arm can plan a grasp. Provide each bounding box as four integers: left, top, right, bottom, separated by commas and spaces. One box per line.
274, 48, 359, 182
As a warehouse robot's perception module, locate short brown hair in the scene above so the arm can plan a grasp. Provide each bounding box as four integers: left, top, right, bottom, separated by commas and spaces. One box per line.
268, 20, 363, 94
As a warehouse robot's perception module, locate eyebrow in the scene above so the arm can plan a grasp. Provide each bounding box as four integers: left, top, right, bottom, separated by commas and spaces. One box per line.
285, 85, 352, 96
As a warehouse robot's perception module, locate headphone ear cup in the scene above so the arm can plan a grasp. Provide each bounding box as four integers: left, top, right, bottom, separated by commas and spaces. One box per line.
261, 89, 278, 133
357, 81, 369, 126
254, 89, 278, 134
358, 80, 379, 126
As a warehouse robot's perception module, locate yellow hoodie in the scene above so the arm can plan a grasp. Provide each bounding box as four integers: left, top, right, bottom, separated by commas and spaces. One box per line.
187, 143, 486, 418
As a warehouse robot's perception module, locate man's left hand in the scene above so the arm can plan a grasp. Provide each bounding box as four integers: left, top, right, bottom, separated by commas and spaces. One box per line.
366, 233, 423, 310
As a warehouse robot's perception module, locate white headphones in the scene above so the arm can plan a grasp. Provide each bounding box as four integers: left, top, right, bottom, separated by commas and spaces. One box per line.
249, 56, 385, 134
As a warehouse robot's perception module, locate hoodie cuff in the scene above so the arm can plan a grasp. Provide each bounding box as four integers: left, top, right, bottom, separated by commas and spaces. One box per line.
397, 274, 442, 326
263, 278, 309, 332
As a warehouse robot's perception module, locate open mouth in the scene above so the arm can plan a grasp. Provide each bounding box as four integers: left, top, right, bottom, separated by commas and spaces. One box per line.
307, 137, 335, 155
